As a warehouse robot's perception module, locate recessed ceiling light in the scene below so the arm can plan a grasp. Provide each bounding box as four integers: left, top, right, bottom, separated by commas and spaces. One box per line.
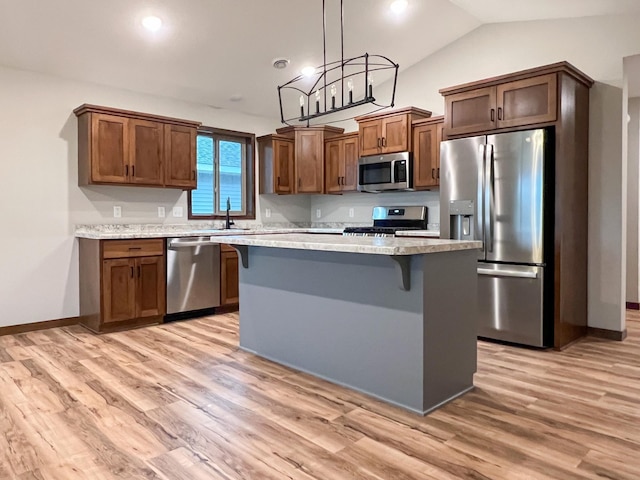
142, 16, 162, 32
301, 66, 316, 77
390, 0, 408, 14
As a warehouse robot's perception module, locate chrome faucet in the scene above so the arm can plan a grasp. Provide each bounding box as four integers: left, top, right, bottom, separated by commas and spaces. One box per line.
225, 196, 234, 229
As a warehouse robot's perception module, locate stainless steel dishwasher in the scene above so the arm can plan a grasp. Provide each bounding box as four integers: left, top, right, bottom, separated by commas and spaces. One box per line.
166, 237, 221, 318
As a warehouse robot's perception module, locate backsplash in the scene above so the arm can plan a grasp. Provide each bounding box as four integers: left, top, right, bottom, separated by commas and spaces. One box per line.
309, 190, 440, 229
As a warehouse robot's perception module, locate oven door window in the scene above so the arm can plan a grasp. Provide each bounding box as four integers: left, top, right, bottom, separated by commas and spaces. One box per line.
360, 163, 391, 185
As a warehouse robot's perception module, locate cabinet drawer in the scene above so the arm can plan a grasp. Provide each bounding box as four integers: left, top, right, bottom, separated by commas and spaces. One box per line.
102, 239, 164, 258
221, 243, 237, 253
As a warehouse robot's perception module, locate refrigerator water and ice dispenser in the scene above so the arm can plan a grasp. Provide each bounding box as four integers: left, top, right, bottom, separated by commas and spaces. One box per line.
449, 200, 475, 241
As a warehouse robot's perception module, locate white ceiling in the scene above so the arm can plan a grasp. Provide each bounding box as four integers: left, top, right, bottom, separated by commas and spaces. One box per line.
1, 0, 639, 119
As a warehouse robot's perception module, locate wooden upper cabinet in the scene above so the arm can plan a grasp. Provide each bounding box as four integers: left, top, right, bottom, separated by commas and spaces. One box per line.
412, 116, 444, 189
296, 129, 324, 193
90, 114, 129, 183
258, 134, 294, 194
444, 87, 497, 137
165, 124, 197, 189
358, 120, 383, 156
325, 132, 359, 194
129, 119, 164, 186
355, 107, 432, 156
440, 66, 567, 138
74, 104, 200, 189
497, 74, 557, 128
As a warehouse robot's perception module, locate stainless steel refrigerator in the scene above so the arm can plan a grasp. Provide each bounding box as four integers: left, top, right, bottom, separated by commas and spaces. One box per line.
440, 128, 552, 347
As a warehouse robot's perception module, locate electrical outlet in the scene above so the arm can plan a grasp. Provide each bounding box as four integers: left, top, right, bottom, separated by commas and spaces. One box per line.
157, 207, 166, 218
265, 208, 271, 218
316, 208, 322, 219
113, 206, 122, 218
348, 208, 354, 218
172, 206, 183, 217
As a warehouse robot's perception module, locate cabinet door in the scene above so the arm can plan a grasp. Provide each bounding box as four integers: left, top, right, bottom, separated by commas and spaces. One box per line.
359, 120, 382, 156
413, 123, 440, 189
296, 130, 324, 193
165, 124, 197, 189
129, 119, 164, 186
381, 115, 408, 153
91, 114, 129, 183
274, 139, 294, 194
342, 136, 359, 192
497, 74, 557, 128
135, 256, 165, 318
444, 87, 497, 137
221, 251, 239, 305
325, 139, 342, 193
103, 258, 136, 323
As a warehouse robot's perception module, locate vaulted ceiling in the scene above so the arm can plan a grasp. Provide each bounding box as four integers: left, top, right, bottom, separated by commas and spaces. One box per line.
1, 0, 639, 119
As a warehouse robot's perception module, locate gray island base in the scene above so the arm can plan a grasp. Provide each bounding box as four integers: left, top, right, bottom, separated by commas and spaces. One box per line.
208, 234, 481, 415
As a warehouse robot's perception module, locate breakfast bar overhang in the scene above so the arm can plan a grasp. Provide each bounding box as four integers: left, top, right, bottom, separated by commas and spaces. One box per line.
208, 233, 482, 415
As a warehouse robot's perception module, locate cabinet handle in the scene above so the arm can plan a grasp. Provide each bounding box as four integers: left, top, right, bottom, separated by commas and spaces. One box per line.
437, 167, 440, 179
130, 266, 134, 278
298, 178, 301, 188
192, 170, 196, 181
382, 137, 386, 147
341, 176, 345, 185
377, 138, 382, 148
490, 109, 495, 122
498, 107, 502, 120
131, 165, 135, 177
337, 176, 341, 186
431, 168, 435, 179
128, 247, 141, 250
137, 266, 141, 278
277, 176, 280, 186
125, 165, 129, 177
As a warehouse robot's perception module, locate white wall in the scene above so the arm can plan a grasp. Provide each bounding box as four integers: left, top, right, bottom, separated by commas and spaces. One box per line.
625, 97, 640, 304
0, 65, 312, 327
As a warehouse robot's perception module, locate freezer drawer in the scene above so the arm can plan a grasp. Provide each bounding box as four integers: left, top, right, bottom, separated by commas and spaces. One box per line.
477, 263, 545, 347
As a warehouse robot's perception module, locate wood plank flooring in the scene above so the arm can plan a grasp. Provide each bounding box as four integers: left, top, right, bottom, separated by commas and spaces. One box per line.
0, 311, 639, 479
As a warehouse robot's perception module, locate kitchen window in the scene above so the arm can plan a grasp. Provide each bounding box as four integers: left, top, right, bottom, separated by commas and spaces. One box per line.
188, 127, 255, 219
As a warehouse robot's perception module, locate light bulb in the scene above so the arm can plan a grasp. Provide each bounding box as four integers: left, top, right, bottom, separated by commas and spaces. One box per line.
347, 79, 354, 91
368, 74, 373, 86
330, 84, 337, 97
142, 16, 162, 32
299, 95, 304, 107
390, 0, 408, 14
315, 90, 321, 100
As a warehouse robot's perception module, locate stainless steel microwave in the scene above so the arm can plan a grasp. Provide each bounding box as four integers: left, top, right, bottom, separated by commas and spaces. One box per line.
357, 152, 413, 192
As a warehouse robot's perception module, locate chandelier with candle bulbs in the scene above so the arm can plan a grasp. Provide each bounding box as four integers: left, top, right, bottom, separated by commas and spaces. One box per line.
277, 0, 399, 126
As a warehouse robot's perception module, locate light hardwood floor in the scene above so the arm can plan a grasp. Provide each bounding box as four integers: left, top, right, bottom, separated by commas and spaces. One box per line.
0, 311, 639, 479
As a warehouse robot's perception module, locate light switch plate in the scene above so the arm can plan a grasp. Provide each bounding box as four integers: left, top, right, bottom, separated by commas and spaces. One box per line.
348, 208, 354, 218
172, 206, 183, 217
316, 209, 321, 219
265, 208, 271, 218
158, 207, 166, 218
113, 206, 122, 218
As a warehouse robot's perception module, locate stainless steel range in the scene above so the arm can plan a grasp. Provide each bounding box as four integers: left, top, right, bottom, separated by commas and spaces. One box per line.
343, 206, 428, 237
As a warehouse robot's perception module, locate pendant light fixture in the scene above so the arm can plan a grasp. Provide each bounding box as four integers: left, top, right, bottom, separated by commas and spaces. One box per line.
277, 0, 399, 126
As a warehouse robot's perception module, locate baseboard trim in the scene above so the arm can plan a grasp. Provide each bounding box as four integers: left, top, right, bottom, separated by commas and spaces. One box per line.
626, 302, 640, 310
588, 327, 627, 341
0, 316, 80, 337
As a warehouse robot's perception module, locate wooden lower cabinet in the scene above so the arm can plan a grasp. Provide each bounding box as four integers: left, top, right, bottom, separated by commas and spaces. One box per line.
220, 244, 239, 306
79, 238, 165, 333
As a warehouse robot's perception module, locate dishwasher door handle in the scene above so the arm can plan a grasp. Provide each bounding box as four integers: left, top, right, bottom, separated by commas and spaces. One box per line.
168, 239, 220, 249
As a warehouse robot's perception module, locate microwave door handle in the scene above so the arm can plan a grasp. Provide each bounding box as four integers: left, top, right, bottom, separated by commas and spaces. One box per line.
389, 159, 396, 184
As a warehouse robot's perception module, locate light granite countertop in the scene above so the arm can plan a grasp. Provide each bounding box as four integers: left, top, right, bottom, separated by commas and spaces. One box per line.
206, 233, 481, 256
74, 225, 344, 239
395, 230, 440, 238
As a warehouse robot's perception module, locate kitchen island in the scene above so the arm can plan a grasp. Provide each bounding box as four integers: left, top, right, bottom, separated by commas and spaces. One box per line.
207, 233, 481, 415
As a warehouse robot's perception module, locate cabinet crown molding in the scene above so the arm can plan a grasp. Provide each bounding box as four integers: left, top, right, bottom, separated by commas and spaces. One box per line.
439, 61, 594, 96
354, 106, 432, 122
73, 104, 201, 128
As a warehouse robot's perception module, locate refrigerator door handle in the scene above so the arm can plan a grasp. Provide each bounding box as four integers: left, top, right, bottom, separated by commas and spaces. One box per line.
477, 144, 486, 246
485, 144, 495, 253
477, 267, 538, 279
